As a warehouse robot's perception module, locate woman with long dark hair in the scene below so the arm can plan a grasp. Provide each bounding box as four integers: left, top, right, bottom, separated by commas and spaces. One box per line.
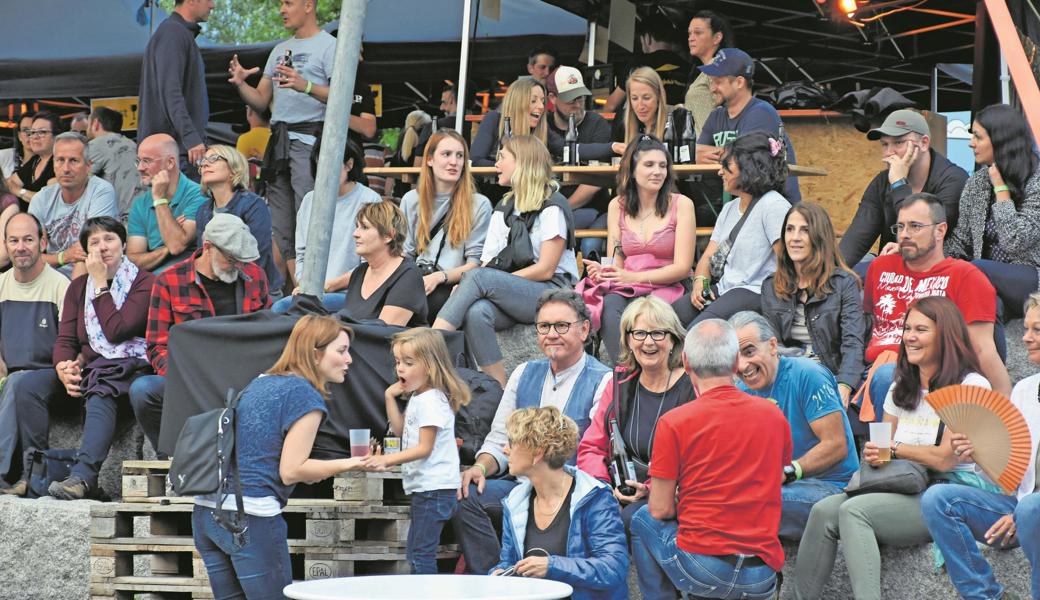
6, 111, 59, 209
685, 10, 733, 138
945, 103, 1040, 320
794, 296, 991, 600
578, 135, 695, 362
671, 131, 792, 328
761, 202, 865, 406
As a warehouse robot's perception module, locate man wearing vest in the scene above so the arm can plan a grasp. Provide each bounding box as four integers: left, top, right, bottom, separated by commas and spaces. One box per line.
454, 289, 611, 574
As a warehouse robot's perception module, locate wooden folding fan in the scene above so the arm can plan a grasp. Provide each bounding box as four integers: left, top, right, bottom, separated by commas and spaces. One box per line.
924, 384, 1032, 494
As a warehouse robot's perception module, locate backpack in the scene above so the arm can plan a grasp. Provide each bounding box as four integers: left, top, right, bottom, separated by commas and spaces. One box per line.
453, 368, 504, 465
26, 448, 77, 499
168, 388, 247, 542
485, 195, 574, 273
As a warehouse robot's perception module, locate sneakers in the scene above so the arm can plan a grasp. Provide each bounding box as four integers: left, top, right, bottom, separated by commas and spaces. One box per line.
48, 475, 89, 500
0, 479, 27, 496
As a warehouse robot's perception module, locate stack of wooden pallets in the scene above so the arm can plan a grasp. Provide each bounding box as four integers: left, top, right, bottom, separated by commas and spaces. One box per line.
89, 460, 459, 599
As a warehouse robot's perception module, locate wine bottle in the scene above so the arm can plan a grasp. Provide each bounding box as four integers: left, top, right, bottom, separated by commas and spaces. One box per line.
662, 117, 675, 161
680, 111, 695, 164
503, 116, 513, 139
564, 112, 579, 166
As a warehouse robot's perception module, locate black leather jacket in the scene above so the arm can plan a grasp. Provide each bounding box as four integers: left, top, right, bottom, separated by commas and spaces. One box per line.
760, 269, 866, 388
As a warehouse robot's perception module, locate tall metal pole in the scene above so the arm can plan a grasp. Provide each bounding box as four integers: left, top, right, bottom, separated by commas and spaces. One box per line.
454, 0, 473, 134
301, 0, 368, 297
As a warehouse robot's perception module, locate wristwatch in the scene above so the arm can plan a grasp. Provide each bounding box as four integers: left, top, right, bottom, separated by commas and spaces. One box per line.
783, 464, 797, 485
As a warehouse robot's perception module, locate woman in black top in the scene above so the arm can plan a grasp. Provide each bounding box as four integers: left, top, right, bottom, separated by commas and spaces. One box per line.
324, 199, 427, 326
7, 111, 59, 210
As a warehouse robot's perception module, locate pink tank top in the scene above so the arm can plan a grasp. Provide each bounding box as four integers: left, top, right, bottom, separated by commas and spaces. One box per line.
618, 195, 680, 268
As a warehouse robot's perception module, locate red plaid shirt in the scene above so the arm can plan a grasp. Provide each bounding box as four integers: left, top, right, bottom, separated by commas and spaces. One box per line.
147, 250, 270, 375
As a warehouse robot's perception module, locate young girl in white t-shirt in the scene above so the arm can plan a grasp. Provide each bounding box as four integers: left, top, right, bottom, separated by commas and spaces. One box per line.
363, 328, 470, 574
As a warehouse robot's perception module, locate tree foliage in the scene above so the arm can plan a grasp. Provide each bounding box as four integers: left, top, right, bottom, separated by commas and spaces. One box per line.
156, 0, 342, 45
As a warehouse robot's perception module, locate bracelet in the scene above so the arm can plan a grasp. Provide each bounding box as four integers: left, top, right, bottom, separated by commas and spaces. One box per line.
694, 275, 710, 283
892, 441, 902, 460
153, 198, 170, 208
993, 184, 1010, 194
441, 271, 449, 284
304, 80, 314, 95
57, 251, 65, 267
474, 463, 488, 477
792, 460, 803, 481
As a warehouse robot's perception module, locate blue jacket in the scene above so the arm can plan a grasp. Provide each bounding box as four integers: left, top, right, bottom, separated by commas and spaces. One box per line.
492, 466, 629, 600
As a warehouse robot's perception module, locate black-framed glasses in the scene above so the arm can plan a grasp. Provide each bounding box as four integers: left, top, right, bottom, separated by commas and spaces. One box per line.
27, 129, 53, 138
890, 222, 939, 235
628, 329, 668, 341
535, 320, 582, 335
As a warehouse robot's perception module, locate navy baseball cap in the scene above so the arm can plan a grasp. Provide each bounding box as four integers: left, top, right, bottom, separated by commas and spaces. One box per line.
698, 48, 755, 79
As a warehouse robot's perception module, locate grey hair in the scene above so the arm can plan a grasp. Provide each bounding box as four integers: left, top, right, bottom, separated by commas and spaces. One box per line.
1025, 292, 1040, 316
54, 131, 88, 154
683, 319, 739, 378
536, 288, 591, 323
728, 311, 777, 342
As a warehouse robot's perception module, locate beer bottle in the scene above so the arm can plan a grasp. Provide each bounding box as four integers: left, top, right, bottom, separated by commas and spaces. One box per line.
503, 116, 513, 140
564, 112, 579, 166
609, 417, 637, 496
680, 110, 695, 164
281, 49, 293, 83
662, 117, 675, 161
431, 117, 439, 134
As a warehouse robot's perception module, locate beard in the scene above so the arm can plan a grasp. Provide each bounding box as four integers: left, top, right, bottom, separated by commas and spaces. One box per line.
899, 237, 936, 261
210, 255, 240, 284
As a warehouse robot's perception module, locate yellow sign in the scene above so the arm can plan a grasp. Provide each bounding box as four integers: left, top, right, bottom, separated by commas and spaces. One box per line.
91, 96, 140, 131
370, 84, 383, 118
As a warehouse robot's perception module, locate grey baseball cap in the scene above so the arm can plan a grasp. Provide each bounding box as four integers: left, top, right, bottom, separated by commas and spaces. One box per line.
867, 110, 930, 140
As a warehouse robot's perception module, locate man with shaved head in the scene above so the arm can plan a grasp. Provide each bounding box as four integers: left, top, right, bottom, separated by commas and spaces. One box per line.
126, 134, 207, 273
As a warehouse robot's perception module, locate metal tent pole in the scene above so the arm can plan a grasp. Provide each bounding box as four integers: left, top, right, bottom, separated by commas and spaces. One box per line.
455, 0, 473, 134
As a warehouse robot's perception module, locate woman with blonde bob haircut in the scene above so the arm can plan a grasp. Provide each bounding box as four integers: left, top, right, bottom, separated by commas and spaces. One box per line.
401, 130, 492, 318
192, 315, 367, 599
578, 296, 695, 531
471, 78, 549, 166
491, 406, 629, 600
434, 135, 577, 386
195, 144, 283, 295
321, 200, 427, 326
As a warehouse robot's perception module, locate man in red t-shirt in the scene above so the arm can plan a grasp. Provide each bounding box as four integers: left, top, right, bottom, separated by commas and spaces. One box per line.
861, 193, 1010, 417
631, 318, 792, 600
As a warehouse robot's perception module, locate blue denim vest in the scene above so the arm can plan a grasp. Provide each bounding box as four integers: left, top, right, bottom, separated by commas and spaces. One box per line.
515, 354, 610, 463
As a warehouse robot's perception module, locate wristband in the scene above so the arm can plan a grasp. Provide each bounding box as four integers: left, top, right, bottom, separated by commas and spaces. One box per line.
304, 80, 314, 95
474, 463, 488, 477
890, 178, 908, 190
57, 250, 65, 267
993, 185, 1010, 194
153, 198, 170, 208
694, 275, 710, 283
792, 460, 803, 481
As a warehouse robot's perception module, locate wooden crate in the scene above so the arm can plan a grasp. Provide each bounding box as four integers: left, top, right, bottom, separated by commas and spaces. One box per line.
300, 547, 460, 579
332, 469, 407, 504
121, 460, 173, 500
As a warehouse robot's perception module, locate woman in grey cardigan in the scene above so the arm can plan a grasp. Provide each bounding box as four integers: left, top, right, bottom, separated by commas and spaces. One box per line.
945, 103, 1040, 319
401, 129, 491, 319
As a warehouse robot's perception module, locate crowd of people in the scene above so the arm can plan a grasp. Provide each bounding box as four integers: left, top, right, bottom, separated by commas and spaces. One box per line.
3, 1, 1040, 599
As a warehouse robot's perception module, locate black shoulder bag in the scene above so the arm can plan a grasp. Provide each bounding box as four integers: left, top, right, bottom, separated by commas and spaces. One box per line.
708, 196, 762, 281
169, 388, 248, 543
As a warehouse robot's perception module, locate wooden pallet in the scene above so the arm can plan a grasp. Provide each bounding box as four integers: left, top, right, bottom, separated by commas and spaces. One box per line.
301, 547, 460, 579
121, 460, 173, 500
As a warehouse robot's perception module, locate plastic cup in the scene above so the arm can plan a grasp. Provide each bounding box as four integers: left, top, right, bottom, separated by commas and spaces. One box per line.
869, 422, 892, 462
600, 257, 614, 267
349, 429, 371, 457
611, 157, 622, 166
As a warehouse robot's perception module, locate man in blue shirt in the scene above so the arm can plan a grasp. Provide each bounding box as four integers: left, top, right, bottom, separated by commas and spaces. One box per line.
729, 311, 858, 540
695, 48, 801, 202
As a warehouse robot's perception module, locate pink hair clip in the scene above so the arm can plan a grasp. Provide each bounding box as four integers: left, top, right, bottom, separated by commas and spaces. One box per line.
768, 137, 783, 157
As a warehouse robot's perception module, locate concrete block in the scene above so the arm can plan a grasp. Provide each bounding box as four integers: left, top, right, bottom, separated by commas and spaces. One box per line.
0, 496, 95, 600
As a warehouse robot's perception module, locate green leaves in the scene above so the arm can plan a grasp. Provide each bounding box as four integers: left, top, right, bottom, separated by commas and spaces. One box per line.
157, 0, 342, 45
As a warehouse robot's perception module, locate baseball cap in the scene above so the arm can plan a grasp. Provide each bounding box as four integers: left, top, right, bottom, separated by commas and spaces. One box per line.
698, 48, 755, 79
203, 213, 260, 263
867, 109, 930, 140
548, 66, 592, 103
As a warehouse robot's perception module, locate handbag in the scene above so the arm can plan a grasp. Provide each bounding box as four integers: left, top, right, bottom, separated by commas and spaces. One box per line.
708, 196, 761, 281
844, 459, 929, 496
416, 212, 450, 277
169, 388, 247, 542
26, 448, 77, 499
485, 202, 539, 273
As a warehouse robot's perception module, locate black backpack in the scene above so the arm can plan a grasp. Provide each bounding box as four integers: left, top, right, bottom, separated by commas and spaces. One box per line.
454, 368, 504, 465
485, 195, 575, 273
169, 388, 247, 542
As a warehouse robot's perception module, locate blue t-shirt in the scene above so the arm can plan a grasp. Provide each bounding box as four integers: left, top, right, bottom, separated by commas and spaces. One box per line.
739, 356, 858, 484
235, 374, 327, 506
697, 98, 801, 202
127, 173, 207, 266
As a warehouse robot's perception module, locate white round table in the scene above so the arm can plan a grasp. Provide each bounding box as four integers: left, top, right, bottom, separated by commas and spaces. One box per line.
283, 574, 573, 600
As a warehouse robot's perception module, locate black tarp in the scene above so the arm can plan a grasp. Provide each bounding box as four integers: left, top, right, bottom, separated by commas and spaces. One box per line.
159, 297, 466, 458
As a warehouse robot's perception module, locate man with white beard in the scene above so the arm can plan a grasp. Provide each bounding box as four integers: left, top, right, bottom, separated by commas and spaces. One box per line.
129, 213, 270, 457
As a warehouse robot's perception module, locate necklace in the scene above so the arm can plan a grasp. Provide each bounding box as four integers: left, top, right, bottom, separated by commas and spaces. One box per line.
634, 210, 656, 239
535, 494, 566, 516
550, 357, 582, 392
628, 369, 677, 459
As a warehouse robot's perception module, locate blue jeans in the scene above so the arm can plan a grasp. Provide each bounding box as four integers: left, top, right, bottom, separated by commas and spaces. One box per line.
973, 258, 1039, 320
922, 485, 1040, 600
452, 478, 519, 574
408, 489, 458, 574
865, 363, 896, 424
631, 505, 777, 600
192, 505, 292, 600
574, 207, 608, 256
271, 292, 347, 314
782, 478, 844, 540
129, 375, 167, 459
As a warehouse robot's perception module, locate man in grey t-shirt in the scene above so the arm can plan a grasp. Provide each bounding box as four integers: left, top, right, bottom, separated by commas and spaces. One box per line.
29, 133, 118, 278
86, 107, 143, 224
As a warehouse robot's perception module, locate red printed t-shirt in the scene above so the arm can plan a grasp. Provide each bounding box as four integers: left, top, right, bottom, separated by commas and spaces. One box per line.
648, 385, 792, 571
863, 255, 995, 362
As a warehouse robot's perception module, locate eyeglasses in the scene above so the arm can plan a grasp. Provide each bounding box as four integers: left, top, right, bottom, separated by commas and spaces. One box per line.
534, 320, 583, 335
134, 156, 160, 168
890, 222, 939, 235
628, 329, 668, 341
27, 129, 53, 138
195, 155, 227, 167
18, 128, 32, 135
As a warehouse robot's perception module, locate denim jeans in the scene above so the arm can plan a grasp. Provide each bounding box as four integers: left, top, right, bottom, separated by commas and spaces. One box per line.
436, 268, 559, 367
271, 292, 347, 314
408, 488, 458, 574
922, 484, 1040, 600
672, 287, 762, 331
452, 478, 519, 574
573, 207, 608, 257
129, 375, 167, 459
781, 478, 844, 540
973, 258, 1039, 320
864, 363, 896, 424
0, 370, 31, 480
192, 505, 292, 600
631, 505, 777, 600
